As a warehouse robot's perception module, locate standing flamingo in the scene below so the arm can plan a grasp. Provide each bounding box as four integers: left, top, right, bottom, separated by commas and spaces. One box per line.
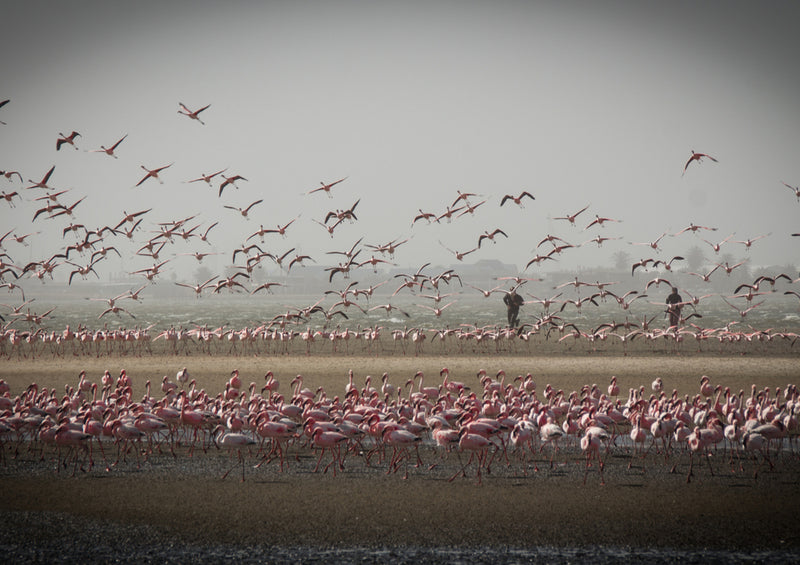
213, 425, 256, 481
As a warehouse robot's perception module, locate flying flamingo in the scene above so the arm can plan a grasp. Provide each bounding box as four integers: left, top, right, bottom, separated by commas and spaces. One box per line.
307, 176, 348, 198
467, 283, 504, 298
247, 217, 299, 241
683, 150, 718, 175
451, 189, 480, 207
187, 168, 227, 184
584, 214, 621, 230
177, 101, 211, 124
701, 233, 734, 254
553, 204, 589, 226
675, 222, 718, 235
198, 221, 219, 244
218, 173, 247, 197
114, 208, 152, 230
1, 170, 23, 182
687, 264, 720, 283
175, 277, 217, 298
435, 205, 464, 223
56, 130, 81, 151
439, 241, 478, 261
500, 191, 535, 207
89, 134, 127, 158
715, 260, 747, 276
477, 228, 508, 248
456, 199, 486, 217
733, 234, 770, 251
136, 163, 173, 187
629, 231, 669, 252
224, 199, 263, 219
782, 181, 800, 201
722, 297, 765, 318
26, 165, 56, 190
412, 209, 438, 225
418, 300, 456, 317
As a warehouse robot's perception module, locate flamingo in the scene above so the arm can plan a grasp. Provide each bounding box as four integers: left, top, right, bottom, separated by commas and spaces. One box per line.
584, 214, 621, 230
309, 427, 349, 476
675, 222, 718, 235
187, 168, 227, 184
135, 163, 173, 187
89, 134, 127, 158
701, 233, 734, 254
440, 241, 478, 261
553, 204, 590, 225
26, 165, 56, 190
307, 176, 347, 198
581, 427, 609, 485
477, 228, 508, 248
683, 150, 718, 175
224, 199, 263, 219
448, 429, 494, 485
629, 232, 669, 251
782, 181, 800, 200
412, 209, 438, 225
56, 130, 81, 151
1, 170, 23, 182
732, 234, 770, 251
687, 264, 720, 283
175, 277, 217, 298
456, 199, 486, 217
213, 425, 256, 481
500, 191, 535, 207
716, 260, 748, 276
451, 189, 480, 207
177, 101, 211, 124
218, 174, 247, 197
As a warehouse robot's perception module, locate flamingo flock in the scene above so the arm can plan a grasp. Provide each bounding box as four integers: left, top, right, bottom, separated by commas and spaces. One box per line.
0, 367, 797, 484
0, 94, 798, 352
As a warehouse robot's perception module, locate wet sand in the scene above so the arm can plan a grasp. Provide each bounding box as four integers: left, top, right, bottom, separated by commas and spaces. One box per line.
2, 351, 800, 559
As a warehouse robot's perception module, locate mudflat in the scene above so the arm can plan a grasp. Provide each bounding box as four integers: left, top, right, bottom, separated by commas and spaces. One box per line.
1, 351, 799, 556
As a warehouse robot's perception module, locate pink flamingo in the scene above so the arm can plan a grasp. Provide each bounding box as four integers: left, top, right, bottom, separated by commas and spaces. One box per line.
89, 134, 127, 158
307, 176, 347, 198
213, 425, 256, 481
177, 101, 211, 124
581, 427, 608, 485
310, 427, 349, 476
56, 131, 81, 151
683, 150, 718, 175
448, 428, 494, 485
135, 163, 173, 187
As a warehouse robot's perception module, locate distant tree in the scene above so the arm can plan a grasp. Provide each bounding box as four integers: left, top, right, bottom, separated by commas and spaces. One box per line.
612, 250, 631, 271
685, 245, 706, 272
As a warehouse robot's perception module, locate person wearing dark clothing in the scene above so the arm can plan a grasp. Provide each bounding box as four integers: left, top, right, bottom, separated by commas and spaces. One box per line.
666, 287, 683, 328
503, 291, 524, 327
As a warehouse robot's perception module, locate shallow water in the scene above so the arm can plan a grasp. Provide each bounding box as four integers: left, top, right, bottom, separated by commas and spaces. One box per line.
12, 279, 800, 335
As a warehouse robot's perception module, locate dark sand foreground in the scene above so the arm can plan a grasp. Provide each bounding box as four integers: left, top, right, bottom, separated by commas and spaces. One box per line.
2, 352, 800, 561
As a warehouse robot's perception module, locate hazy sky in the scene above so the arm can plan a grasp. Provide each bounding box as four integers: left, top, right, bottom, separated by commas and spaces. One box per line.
2, 0, 799, 285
